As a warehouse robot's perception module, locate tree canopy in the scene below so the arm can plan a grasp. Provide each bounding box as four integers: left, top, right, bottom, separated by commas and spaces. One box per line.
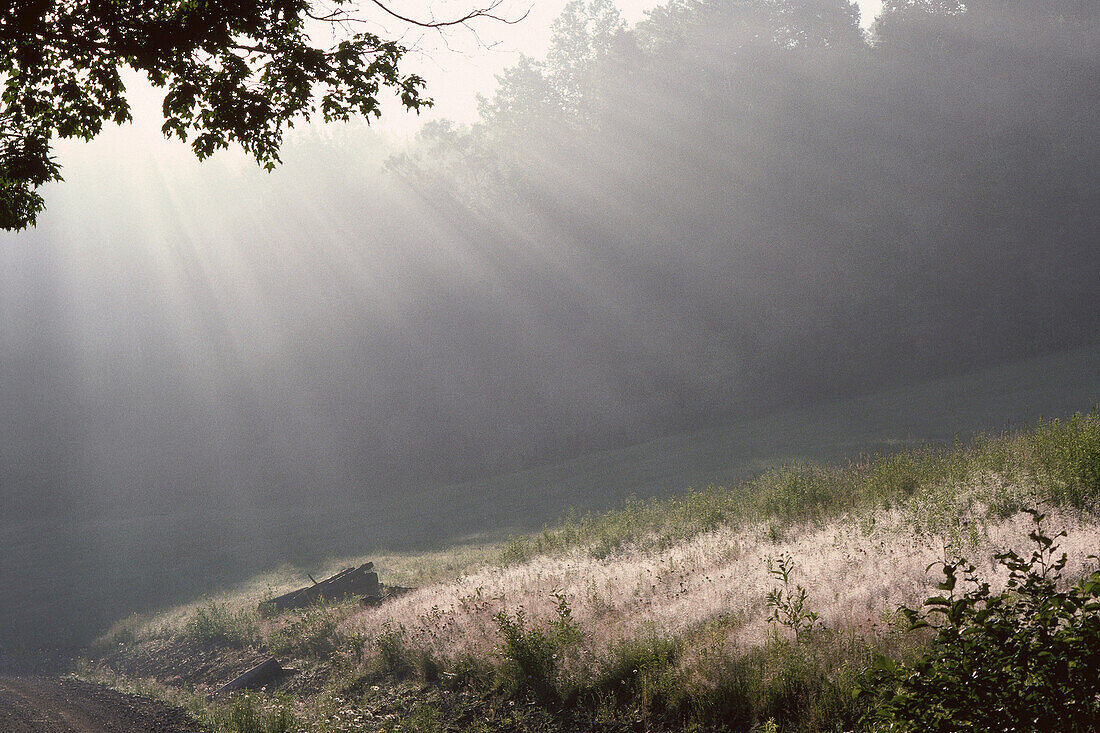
0, 0, 508, 231
391, 0, 1098, 426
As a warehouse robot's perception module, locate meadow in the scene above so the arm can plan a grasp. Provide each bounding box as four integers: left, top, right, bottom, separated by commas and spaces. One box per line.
81, 409, 1100, 731
5, 345, 1095, 654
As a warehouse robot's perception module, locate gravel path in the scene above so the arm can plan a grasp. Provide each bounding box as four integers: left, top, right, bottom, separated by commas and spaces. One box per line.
0, 675, 203, 732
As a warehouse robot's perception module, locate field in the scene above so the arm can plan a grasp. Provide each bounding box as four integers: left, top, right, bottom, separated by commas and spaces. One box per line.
3, 346, 1097, 652
78, 408, 1100, 731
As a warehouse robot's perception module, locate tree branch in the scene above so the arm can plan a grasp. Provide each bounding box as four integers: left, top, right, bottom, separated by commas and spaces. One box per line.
310, 0, 530, 31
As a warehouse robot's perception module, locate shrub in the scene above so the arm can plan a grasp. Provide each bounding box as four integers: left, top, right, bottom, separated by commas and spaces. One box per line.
392, 703, 444, 733
202, 693, 296, 733
673, 629, 865, 732
494, 591, 582, 699
373, 621, 418, 679
860, 509, 1100, 732
594, 634, 680, 713
268, 601, 351, 659
181, 601, 258, 649
1030, 413, 1100, 510
754, 464, 835, 521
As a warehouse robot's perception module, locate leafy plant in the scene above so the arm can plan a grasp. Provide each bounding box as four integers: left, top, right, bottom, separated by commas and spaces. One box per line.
1030, 414, 1100, 510
392, 703, 444, 732
268, 601, 354, 659
860, 509, 1100, 732
181, 601, 258, 649
373, 621, 417, 679
766, 554, 820, 642
494, 591, 583, 699
197, 692, 296, 733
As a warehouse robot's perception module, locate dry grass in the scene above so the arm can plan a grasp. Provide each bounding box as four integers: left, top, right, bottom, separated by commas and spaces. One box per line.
86, 411, 1100, 730
345, 503, 1100, 671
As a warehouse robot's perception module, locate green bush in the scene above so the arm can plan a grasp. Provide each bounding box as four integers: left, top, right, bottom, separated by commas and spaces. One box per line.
734, 640, 841, 731
181, 601, 258, 649
392, 703, 444, 732
669, 627, 866, 732
860, 509, 1100, 732
754, 463, 835, 522
494, 592, 582, 699
1030, 414, 1100, 510
373, 621, 418, 679
593, 634, 680, 712
268, 602, 350, 659
201, 693, 296, 733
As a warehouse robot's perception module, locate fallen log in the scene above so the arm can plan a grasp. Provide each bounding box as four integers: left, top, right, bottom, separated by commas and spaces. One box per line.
214, 657, 286, 696
261, 562, 380, 613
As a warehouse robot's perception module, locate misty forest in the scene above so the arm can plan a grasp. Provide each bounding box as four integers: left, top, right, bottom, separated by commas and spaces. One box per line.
1, 0, 1099, 730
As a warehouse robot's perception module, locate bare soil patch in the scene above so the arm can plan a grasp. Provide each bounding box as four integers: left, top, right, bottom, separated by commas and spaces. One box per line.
0, 675, 202, 732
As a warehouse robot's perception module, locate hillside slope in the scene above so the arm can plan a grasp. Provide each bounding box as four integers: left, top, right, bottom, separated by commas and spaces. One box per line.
5, 346, 1095, 654
82, 410, 1100, 731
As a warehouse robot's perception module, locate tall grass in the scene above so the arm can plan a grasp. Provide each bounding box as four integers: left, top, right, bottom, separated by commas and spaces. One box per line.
181, 601, 260, 648
88, 411, 1100, 732
499, 411, 1100, 565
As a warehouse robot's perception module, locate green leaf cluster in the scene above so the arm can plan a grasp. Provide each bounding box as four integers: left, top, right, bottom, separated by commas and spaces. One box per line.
179, 600, 259, 648
493, 591, 583, 699
765, 553, 821, 643
860, 509, 1100, 732
1, 0, 430, 229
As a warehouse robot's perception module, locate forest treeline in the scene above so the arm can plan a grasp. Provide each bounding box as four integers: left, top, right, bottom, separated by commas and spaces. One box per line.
1, 0, 1097, 653
380, 0, 1097, 465
3, 0, 1096, 512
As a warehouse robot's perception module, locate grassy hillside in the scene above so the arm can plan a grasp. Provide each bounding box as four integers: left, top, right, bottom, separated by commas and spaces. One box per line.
322, 344, 1100, 543
79, 410, 1100, 731
6, 346, 1096, 653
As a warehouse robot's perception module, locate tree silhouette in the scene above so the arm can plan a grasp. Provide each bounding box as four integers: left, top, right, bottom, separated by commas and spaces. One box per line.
0, 0, 514, 230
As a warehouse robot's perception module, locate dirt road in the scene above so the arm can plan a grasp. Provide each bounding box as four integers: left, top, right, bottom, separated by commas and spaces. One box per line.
0, 675, 203, 732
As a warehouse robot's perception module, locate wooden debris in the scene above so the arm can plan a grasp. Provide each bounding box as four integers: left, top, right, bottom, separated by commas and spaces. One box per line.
214, 657, 288, 696
261, 562, 379, 612
359, 584, 415, 607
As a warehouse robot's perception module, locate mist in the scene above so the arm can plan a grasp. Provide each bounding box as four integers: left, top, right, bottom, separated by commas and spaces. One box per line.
2, 0, 1098, 651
